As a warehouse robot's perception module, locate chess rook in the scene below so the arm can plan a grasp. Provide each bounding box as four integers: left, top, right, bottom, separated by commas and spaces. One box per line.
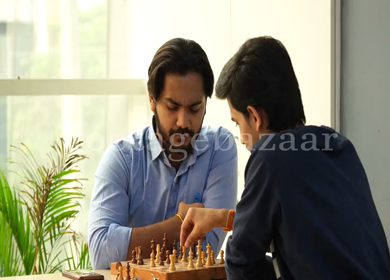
137, 247, 144, 265
182, 246, 188, 262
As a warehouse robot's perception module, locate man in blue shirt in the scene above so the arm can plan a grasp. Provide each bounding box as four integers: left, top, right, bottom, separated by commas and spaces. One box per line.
88, 38, 237, 269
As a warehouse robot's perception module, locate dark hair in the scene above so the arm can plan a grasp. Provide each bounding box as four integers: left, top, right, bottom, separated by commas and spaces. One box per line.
215, 36, 306, 132
147, 38, 214, 100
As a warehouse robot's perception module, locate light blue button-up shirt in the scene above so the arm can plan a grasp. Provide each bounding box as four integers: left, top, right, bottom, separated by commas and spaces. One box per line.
88, 121, 237, 269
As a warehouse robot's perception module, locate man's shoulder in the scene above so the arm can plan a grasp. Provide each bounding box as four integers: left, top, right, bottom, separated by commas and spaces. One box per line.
249, 125, 354, 174
199, 126, 237, 154
200, 125, 235, 143
113, 126, 150, 155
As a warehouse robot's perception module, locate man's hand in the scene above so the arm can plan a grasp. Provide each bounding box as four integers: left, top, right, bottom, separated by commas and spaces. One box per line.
180, 208, 229, 248
177, 201, 204, 219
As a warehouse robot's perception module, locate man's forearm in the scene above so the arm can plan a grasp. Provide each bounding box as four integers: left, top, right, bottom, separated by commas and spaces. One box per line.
126, 216, 182, 260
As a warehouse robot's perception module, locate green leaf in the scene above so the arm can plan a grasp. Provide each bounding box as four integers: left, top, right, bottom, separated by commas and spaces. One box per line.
0, 172, 35, 276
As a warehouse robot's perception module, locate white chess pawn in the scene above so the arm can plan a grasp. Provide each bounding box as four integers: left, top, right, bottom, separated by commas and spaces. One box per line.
169, 254, 176, 272
150, 252, 156, 267
219, 250, 225, 264
188, 250, 194, 269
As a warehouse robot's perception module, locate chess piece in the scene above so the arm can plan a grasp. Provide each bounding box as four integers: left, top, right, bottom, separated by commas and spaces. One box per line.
159, 252, 164, 266
206, 243, 212, 267
188, 250, 194, 269
150, 252, 156, 267
192, 243, 197, 259
219, 250, 225, 264
169, 254, 176, 272
196, 240, 203, 268
211, 250, 215, 265
124, 262, 130, 280
202, 251, 206, 265
192, 243, 197, 258
155, 244, 161, 262
137, 247, 144, 265
197, 240, 202, 256
172, 239, 177, 252
165, 250, 171, 264
182, 246, 188, 262
130, 268, 135, 280
131, 250, 137, 264
151, 238, 156, 256
117, 265, 124, 280
173, 248, 178, 263
161, 247, 166, 262
163, 233, 168, 249
178, 246, 183, 261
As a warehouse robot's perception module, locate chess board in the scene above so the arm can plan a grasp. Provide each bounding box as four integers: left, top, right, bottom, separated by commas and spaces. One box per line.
111, 259, 226, 280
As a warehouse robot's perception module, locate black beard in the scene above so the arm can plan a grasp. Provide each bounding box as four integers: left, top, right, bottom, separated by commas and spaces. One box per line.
153, 109, 204, 157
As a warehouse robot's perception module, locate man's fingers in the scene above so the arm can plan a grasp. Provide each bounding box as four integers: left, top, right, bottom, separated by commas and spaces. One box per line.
180, 218, 193, 247
184, 226, 202, 248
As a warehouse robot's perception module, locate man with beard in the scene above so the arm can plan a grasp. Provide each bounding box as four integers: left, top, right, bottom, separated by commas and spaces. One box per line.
88, 38, 237, 269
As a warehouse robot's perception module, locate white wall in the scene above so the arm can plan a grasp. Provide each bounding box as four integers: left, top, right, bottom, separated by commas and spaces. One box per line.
340, 0, 390, 241
124, 0, 334, 199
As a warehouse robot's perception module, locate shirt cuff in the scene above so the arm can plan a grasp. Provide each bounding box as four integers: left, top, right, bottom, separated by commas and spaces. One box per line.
106, 224, 132, 266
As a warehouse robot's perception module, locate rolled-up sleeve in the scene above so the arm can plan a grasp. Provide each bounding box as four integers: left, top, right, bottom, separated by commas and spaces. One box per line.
202, 130, 238, 252
88, 144, 132, 269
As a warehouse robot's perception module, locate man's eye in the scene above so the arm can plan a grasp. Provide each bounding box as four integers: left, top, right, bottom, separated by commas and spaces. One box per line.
190, 106, 201, 113
235, 123, 238, 127
190, 108, 200, 113
168, 106, 178, 111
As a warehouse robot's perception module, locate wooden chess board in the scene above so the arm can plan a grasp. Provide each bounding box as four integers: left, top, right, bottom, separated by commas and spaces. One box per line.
111, 259, 226, 280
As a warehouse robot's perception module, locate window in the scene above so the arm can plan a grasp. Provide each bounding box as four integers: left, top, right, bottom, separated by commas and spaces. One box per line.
0, 0, 337, 252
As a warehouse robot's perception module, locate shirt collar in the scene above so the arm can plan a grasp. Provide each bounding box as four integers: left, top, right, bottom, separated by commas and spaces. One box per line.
148, 117, 164, 161
147, 117, 211, 162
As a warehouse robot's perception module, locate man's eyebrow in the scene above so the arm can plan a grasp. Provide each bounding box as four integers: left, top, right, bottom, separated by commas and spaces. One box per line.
231, 118, 237, 122
164, 98, 203, 107
164, 98, 181, 106
189, 100, 202, 107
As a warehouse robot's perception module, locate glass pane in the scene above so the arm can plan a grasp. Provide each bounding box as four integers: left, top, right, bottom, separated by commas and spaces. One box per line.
0, 94, 151, 237
0, 0, 107, 79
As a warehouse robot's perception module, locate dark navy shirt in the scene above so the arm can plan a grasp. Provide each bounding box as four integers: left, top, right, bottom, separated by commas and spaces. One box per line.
226, 126, 390, 280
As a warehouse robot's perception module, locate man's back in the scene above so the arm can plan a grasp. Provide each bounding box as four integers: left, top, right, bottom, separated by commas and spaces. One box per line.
226, 125, 390, 279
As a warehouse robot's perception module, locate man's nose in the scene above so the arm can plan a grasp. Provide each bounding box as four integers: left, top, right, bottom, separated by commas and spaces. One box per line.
176, 109, 190, 129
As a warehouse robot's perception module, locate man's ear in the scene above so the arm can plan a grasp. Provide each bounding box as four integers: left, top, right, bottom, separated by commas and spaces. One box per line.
247, 106, 262, 132
204, 97, 207, 116
149, 93, 156, 111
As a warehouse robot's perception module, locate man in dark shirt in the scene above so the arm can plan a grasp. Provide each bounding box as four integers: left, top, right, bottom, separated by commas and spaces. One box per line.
180, 36, 390, 279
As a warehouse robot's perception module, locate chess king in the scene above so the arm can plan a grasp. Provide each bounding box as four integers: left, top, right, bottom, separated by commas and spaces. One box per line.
180, 36, 390, 280
88, 38, 237, 269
